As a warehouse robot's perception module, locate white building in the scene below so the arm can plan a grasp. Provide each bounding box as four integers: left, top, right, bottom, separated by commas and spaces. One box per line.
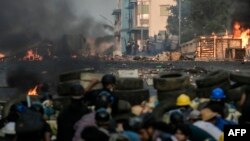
113, 0, 176, 55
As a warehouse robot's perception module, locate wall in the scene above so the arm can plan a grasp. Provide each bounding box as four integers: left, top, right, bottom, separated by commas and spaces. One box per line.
149, 0, 176, 37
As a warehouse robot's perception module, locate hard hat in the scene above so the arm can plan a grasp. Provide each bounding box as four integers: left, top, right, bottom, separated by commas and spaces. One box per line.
176, 94, 191, 106
210, 88, 225, 100
70, 84, 84, 96
101, 74, 116, 85
95, 108, 111, 123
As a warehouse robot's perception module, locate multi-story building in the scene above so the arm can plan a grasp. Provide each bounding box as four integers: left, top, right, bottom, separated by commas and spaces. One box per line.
113, 0, 176, 55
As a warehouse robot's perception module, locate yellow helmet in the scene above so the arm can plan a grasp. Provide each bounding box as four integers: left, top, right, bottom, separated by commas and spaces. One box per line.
176, 94, 191, 106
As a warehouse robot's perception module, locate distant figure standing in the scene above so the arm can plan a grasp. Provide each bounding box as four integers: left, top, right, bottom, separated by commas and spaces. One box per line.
134, 43, 139, 55
57, 84, 90, 141
126, 42, 132, 55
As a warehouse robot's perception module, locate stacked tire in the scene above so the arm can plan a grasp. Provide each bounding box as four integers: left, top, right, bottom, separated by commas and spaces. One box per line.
153, 72, 196, 103
227, 71, 250, 102
114, 78, 150, 105
57, 69, 104, 96
195, 70, 230, 98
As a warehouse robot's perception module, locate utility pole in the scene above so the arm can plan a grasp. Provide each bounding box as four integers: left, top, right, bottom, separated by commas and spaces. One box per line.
140, 0, 144, 49
178, 0, 182, 52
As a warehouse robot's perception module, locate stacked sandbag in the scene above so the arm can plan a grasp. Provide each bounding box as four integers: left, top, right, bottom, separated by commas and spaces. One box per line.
114, 78, 150, 105
57, 68, 104, 96
195, 70, 230, 98
153, 72, 196, 103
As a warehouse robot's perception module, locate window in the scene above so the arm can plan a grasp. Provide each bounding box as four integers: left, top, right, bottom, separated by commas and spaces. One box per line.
160, 5, 170, 16
137, 5, 149, 14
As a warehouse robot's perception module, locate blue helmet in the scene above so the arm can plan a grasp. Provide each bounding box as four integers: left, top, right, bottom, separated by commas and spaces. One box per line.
211, 88, 225, 100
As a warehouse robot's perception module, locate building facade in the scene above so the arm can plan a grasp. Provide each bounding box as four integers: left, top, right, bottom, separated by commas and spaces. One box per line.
113, 0, 176, 55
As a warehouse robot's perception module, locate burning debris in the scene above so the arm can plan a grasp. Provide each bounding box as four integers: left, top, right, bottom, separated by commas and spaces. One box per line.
23, 50, 43, 61
233, 21, 250, 48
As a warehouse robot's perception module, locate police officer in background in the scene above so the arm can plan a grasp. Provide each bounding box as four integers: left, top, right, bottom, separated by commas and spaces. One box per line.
84, 74, 119, 113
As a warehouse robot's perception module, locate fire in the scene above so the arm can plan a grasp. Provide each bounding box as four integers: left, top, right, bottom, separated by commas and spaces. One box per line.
0, 53, 5, 59
28, 86, 38, 96
241, 29, 250, 48
233, 21, 250, 48
23, 49, 43, 61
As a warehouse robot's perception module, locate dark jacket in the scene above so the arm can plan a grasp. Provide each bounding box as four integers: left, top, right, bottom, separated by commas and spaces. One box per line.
57, 98, 90, 141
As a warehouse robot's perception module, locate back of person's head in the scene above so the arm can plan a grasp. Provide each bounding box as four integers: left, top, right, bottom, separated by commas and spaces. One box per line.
95, 108, 111, 126
70, 83, 84, 97
174, 124, 192, 139
95, 90, 115, 109
101, 74, 116, 87
81, 126, 109, 141
170, 111, 184, 125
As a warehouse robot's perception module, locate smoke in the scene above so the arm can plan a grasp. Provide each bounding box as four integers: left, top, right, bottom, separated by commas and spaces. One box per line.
6, 65, 42, 92
231, 0, 250, 28
0, 0, 115, 54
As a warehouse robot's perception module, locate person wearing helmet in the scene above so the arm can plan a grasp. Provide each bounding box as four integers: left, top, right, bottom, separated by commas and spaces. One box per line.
57, 84, 90, 141
84, 74, 119, 113
176, 94, 193, 121
210, 88, 225, 101
169, 111, 216, 141
101, 74, 116, 92
95, 108, 114, 136
206, 88, 227, 118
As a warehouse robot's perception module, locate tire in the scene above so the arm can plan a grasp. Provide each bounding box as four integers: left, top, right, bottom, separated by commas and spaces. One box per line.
196, 81, 231, 98
57, 80, 102, 96
157, 85, 196, 102
230, 71, 250, 85
115, 78, 143, 90
196, 70, 229, 88
153, 72, 190, 91
226, 84, 246, 102
59, 69, 102, 82
114, 89, 150, 105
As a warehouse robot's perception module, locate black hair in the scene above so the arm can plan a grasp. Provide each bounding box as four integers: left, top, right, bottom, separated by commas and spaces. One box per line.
101, 74, 116, 87
81, 126, 109, 141
175, 124, 192, 138
170, 111, 184, 125
70, 84, 84, 96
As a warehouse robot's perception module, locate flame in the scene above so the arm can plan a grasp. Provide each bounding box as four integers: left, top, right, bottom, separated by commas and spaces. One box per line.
23, 49, 43, 61
0, 53, 5, 59
71, 54, 77, 59
233, 22, 250, 48
28, 86, 38, 96
241, 29, 250, 48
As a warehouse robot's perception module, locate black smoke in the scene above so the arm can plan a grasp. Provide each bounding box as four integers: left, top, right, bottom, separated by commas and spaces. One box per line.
0, 0, 114, 56
6, 65, 41, 92
231, 0, 250, 28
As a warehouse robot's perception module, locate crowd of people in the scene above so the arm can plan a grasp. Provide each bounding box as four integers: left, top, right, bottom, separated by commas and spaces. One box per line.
0, 73, 250, 141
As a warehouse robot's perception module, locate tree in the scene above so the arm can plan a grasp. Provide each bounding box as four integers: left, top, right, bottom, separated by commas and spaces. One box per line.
167, 0, 234, 43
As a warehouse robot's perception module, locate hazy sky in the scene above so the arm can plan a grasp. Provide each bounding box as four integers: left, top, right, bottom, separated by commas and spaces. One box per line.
83, 0, 116, 24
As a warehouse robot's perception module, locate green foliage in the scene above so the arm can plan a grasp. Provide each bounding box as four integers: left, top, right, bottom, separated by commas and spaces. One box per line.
167, 0, 234, 43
